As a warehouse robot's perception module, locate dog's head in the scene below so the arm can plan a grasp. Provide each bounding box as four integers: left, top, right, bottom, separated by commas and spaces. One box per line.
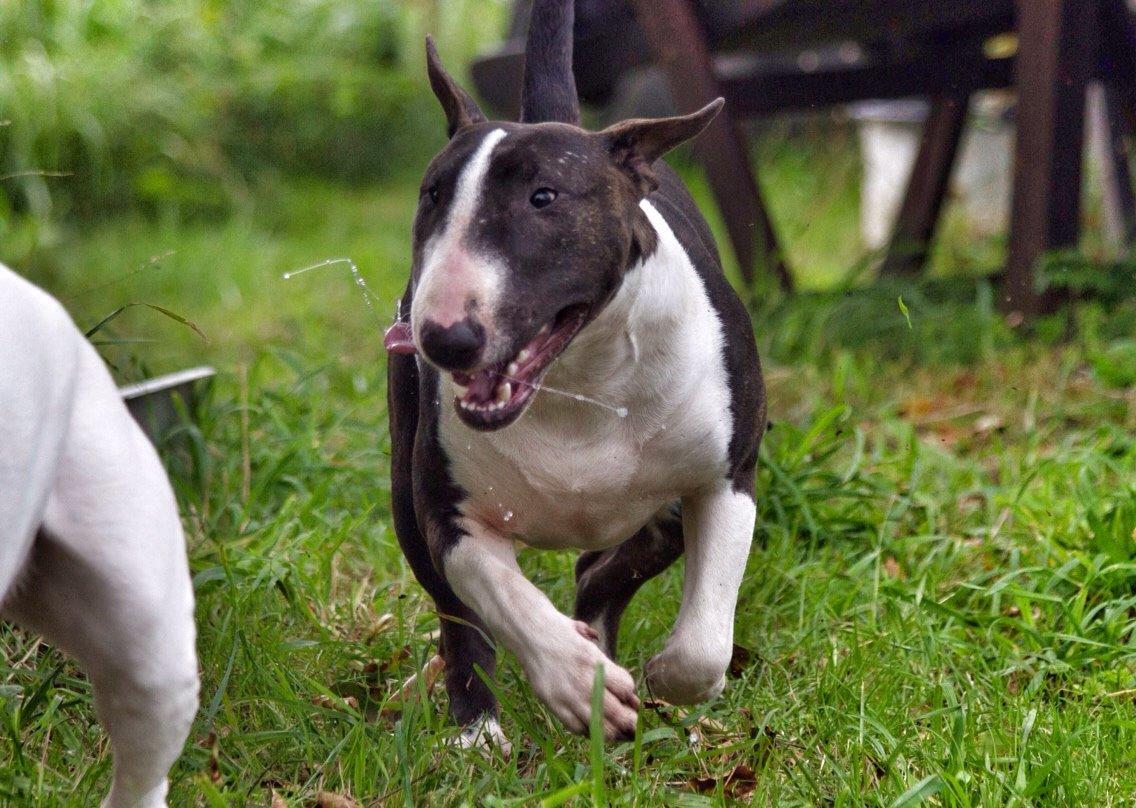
409, 38, 721, 431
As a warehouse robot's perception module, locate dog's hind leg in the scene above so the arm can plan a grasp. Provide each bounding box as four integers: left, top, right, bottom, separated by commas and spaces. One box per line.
573, 507, 684, 660
1, 348, 197, 808
645, 483, 755, 705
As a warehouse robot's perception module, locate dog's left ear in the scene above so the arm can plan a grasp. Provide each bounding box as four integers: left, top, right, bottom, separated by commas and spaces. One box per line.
426, 36, 487, 138
599, 98, 724, 196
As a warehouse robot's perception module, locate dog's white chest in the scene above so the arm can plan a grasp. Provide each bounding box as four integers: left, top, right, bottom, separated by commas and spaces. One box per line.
438, 201, 734, 550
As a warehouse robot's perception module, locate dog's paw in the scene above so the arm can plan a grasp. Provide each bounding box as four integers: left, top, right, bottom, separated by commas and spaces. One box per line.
453, 715, 512, 757
645, 643, 727, 705
523, 618, 639, 740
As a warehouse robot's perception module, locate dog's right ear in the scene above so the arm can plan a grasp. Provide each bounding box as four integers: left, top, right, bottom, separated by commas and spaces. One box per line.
599, 98, 724, 196
426, 36, 487, 138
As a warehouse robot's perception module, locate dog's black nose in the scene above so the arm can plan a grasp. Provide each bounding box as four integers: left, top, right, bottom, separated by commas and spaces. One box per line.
418, 317, 486, 371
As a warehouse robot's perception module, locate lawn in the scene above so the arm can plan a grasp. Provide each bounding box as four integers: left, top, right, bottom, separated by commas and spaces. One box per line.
4, 141, 1136, 806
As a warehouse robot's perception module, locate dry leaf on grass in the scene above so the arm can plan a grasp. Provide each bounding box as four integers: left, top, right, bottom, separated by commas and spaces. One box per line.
310, 694, 358, 711
270, 789, 288, 808
313, 792, 360, 808
685, 763, 758, 799
381, 653, 445, 717
728, 643, 755, 678
365, 612, 395, 641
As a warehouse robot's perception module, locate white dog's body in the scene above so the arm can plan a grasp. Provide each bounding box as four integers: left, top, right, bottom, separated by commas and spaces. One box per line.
0, 265, 199, 808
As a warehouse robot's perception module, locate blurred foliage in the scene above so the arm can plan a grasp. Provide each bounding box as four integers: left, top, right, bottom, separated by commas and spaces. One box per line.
0, 0, 504, 256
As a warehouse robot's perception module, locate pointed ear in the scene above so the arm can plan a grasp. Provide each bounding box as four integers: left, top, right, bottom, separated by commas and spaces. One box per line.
599, 98, 724, 195
425, 36, 487, 138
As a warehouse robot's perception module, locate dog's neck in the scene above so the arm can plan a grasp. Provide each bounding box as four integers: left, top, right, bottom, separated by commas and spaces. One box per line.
532, 200, 705, 421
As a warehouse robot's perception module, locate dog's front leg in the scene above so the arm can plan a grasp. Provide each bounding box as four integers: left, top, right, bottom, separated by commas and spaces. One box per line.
645, 484, 755, 704
444, 518, 639, 739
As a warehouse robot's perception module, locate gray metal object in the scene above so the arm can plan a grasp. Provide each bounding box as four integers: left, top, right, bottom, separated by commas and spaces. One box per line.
120, 366, 215, 443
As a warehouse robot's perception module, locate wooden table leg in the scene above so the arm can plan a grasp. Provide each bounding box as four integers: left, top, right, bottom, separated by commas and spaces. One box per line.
627, 0, 793, 293
1003, 0, 1099, 317
879, 92, 974, 276
880, 41, 986, 278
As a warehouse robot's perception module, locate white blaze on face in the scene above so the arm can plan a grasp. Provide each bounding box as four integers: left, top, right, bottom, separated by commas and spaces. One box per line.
412, 128, 509, 346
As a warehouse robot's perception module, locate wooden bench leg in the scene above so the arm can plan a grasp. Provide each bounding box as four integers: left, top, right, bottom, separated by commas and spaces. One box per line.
879, 91, 974, 277
1003, 0, 1099, 317
627, 0, 793, 292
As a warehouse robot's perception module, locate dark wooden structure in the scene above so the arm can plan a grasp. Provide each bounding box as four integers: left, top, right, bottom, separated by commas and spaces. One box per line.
473, 1, 1136, 317
627, 0, 1136, 315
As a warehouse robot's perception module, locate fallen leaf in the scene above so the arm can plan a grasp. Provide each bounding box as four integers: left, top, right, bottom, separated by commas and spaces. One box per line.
310, 694, 358, 711
365, 612, 395, 640
728, 643, 755, 678
313, 792, 359, 808
899, 395, 938, 418
724, 763, 757, 799
270, 789, 288, 808
687, 776, 717, 793
382, 654, 445, 716
883, 556, 905, 580
684, 763, 757, 799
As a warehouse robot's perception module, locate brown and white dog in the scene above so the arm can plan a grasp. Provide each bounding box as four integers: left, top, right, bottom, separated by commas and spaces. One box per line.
386, 0, 765, 750
0, 265, 198, 807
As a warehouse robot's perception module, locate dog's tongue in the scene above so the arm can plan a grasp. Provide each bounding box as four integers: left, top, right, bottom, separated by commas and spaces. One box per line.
384, 322, 416, 355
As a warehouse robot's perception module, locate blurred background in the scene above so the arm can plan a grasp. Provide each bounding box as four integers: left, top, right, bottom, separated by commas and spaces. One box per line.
1, 0, 512, 379
9, 0, 1131, 383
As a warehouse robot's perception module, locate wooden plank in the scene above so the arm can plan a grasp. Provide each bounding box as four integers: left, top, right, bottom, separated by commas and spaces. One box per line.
718, 53, 1014, 117
717, 0, 1014, 53
879, 92, 974, 276
1003, 0, 1099, 317
627, 0, 793, 292
879, 42, 987, 276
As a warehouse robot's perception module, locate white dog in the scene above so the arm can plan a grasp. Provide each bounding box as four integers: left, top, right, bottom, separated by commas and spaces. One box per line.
0, 264, 199, 808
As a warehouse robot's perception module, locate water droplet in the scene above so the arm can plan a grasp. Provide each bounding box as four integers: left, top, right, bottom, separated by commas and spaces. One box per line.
503, 510, 513, 522
281, 257, 382, 324
497, 371, 627, 419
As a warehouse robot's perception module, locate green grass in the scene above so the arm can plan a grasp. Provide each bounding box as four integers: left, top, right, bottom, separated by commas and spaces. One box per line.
3, 153, 1136, 806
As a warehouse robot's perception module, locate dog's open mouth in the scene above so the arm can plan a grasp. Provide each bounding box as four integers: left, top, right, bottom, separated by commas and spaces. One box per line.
451, 304, 588, 430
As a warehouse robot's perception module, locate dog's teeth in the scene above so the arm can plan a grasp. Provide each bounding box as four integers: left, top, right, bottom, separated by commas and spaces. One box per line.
517, 348, 532, 364
506, 362, 519, 377
496, 382, 512, 404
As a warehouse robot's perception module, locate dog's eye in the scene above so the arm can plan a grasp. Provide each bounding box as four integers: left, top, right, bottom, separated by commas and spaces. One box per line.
530, 188, 558, 209
425, 184, 439, 206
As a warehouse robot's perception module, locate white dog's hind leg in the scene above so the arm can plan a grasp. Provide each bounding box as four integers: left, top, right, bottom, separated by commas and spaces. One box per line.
645, 484, 755, 705
2, 344, 198, 808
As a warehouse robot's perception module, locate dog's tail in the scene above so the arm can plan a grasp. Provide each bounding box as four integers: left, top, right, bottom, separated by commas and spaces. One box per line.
520, 0, 579, 125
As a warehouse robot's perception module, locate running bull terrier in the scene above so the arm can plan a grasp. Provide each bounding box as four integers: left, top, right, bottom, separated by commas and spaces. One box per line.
0, 265, 198, 808
385, 0, 765, 749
